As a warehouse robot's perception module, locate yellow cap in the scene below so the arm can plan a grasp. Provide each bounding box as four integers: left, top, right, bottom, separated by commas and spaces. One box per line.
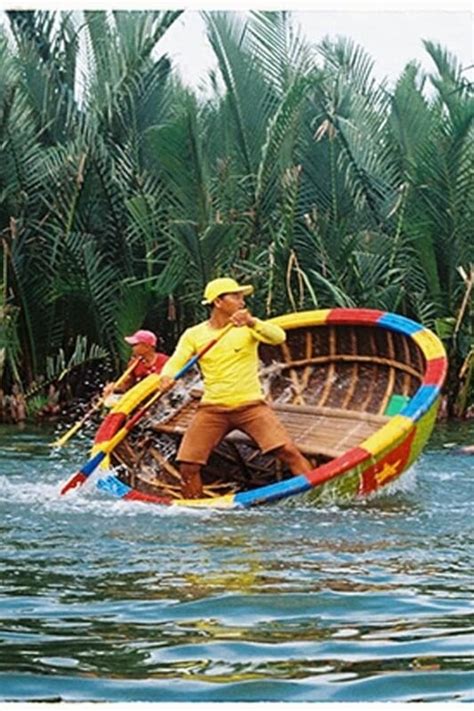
202, 277, 254, 305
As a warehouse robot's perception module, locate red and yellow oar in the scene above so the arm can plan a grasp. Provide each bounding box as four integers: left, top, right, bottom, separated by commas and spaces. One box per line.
59, 323, 233, 496
50, 359, 139, 449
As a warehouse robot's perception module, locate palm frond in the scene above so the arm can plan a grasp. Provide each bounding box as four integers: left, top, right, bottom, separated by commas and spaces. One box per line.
143, 97, 212, 226
309, 268, 356, 308
247, 11, 314, 94
204, 11, 269, 179
46, 334, 109, 383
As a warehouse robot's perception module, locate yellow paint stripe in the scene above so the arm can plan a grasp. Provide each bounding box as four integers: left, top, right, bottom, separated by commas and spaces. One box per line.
412, 330, 446, 360
362, 415, 414, 456
173, 494, 236, 509
109, 373, 161, 416
91, 373, 162, 459
269, 310, 331, 331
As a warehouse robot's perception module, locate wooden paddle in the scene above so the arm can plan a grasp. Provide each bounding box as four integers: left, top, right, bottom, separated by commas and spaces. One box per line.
50, 359, 140, 449
59, 323, 233, 496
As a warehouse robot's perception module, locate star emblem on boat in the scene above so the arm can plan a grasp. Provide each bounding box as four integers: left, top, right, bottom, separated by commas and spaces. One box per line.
375, 459, 402, 485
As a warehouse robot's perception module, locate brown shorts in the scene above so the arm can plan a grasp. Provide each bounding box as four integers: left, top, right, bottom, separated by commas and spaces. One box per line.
177, 400, 292, 465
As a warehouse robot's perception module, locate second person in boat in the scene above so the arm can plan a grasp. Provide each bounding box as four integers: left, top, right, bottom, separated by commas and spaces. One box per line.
103, 329, 169, 404
159, 277, 312, 499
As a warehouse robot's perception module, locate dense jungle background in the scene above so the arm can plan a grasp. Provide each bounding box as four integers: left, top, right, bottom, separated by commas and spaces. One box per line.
0, 10, 472, 420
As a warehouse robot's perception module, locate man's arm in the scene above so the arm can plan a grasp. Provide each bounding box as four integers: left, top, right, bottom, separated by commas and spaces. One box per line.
102, 358, 136, 397
159, 331, 196, 388
230, 309, 285, 345
250, 318, 286, 345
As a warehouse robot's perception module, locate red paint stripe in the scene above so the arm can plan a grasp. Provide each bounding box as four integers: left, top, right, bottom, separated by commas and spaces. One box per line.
124, 490, 172, 505
94, 413, 127, 444
60, 472, 87, 495
198, 338, 218, 356
423, 357, 448, 386
305, 446, 370, 486
358, 428, 416, 496
327, 309, 385, 325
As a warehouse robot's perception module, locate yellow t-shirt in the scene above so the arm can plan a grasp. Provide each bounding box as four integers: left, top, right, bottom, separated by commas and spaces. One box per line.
161, 319, 286, 407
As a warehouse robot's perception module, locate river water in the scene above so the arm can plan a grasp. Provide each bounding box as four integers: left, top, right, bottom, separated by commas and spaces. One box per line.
0, 421, 473, 703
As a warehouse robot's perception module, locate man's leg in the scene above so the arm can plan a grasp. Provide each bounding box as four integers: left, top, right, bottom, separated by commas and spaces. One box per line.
180, 462, 204, 499
274, 442, 312, 475
233, 403, 313, 476
176, 405, 230, 499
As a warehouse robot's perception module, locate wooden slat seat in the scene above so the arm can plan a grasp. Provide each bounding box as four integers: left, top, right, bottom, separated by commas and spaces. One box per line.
224, 403, 388, 459
152, 399, 389, 460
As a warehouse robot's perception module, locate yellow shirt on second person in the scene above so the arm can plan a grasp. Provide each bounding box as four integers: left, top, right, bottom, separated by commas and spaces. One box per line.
161, 318, 286, 407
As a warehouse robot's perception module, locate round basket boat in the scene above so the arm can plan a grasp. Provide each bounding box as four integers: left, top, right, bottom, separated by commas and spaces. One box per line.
91, 308, 447, 509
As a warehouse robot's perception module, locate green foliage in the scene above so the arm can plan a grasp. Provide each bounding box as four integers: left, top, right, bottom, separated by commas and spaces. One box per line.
45, 334, 109, 382
0, 9, 472, 414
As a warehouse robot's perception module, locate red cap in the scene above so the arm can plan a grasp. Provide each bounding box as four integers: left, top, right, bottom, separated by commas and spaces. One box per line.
124, 329, 157, 347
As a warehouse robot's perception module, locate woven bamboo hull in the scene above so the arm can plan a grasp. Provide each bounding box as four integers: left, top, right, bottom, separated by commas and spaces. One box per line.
92, 309, 447, 509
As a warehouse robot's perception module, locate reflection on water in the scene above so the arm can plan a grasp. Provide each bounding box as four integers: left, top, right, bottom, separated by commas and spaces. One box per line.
0, 421, 473, 701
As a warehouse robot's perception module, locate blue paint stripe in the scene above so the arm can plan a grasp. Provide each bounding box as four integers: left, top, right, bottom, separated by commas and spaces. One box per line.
377, 313, 424, 336
97, 475, 131, 499
401, 385, 439, 420
82, 449, 106, 477
174, 354, 200, 380
234, 475, 311, 508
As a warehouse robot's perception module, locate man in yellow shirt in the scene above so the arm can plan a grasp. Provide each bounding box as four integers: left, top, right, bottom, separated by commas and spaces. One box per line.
160, 277, 312, 498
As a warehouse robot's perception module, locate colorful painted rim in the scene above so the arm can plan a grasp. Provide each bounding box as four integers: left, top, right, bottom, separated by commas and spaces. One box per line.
95, 308, 447, 509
